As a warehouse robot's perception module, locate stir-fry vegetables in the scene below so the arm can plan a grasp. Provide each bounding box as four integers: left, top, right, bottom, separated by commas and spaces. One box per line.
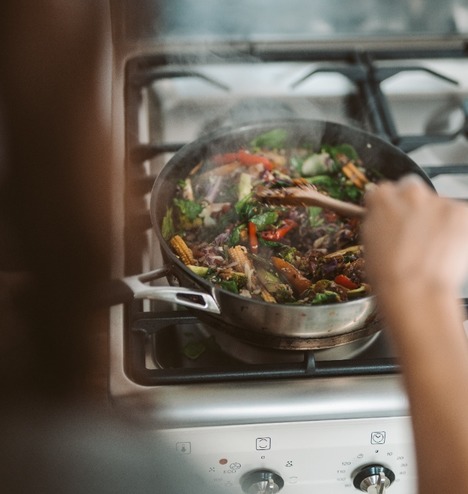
161, 129, 378, 305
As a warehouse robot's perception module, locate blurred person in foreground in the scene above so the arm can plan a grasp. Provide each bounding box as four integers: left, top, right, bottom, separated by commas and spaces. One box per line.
0, 1, 213, 493
361, 174, 468, 494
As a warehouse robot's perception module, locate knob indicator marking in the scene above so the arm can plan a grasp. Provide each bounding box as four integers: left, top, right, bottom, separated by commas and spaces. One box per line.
353, 464, 395, 493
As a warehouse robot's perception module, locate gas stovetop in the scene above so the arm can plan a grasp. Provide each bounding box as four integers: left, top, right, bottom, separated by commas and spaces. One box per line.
107, 34, 468, 494
109, 43, 468, 423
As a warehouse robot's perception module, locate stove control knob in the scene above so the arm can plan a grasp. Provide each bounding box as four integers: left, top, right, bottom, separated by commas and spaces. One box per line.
353, 464, 395, 493
240, 470, 284, 493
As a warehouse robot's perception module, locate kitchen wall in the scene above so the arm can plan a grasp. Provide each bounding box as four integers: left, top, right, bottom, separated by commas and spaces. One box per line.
112, 0, 468, 42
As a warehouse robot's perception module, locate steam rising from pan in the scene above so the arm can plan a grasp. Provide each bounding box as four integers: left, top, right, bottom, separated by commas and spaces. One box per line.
199, 98, 299, 136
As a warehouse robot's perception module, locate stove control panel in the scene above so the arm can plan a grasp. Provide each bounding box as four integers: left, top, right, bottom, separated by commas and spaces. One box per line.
153, 416, 416, 493
241, 469, 284, 493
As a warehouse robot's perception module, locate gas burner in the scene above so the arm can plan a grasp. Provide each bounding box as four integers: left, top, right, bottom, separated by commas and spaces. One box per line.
425, 99, 468, 136
199, 325, 386, 364
149, 317, 389, 369
124, 309, 399, 387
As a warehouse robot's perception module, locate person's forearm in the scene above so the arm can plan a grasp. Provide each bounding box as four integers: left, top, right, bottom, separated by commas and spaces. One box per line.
379, 287, 468, 493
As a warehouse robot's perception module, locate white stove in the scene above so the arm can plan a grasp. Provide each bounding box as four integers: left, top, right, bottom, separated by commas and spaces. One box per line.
108, 5, 468, 491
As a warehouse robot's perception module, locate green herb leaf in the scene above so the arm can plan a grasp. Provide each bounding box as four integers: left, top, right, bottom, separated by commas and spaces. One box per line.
308, 207, 324, 228
312, 291, 340, 304
219, 279, 239, 294
249, 129, 288, 150
250, 211, 279, 231
161, 207, 175, 239
174, 198, 203, 221
322, 143, 359, 162
228, 224, 245, 246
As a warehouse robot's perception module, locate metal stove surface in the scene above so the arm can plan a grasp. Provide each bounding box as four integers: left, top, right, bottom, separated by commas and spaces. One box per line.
107, 39, 468, 494
111, 45, 468, 413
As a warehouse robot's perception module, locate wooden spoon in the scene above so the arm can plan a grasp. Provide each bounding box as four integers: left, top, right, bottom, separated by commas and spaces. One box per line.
255, 184, 366, 218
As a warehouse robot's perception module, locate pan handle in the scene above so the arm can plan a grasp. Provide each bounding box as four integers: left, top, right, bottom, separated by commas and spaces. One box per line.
123, 268, 222, 315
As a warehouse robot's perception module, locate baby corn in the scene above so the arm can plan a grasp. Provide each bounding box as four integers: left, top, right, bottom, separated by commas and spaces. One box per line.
341, 161, 369, 189
260, 287, 277, 303
228, 245, 258, 291
228, 245, 252, 272
170, 235, 195, 265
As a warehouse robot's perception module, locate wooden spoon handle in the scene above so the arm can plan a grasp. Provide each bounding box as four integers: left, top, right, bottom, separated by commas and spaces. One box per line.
257, 186, 366, 218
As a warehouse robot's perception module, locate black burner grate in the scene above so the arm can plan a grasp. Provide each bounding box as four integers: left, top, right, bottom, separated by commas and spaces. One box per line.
126, 309, 399, 386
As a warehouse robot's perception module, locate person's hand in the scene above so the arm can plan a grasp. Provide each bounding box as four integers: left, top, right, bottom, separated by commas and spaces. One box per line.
361, 174, 468, 298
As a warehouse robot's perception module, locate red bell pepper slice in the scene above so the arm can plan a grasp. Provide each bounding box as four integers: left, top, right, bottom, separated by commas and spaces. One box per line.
261, 219, 297, 241
212, 150, 273, 171
248, 221, 259, 254
334, 274, 359, 290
